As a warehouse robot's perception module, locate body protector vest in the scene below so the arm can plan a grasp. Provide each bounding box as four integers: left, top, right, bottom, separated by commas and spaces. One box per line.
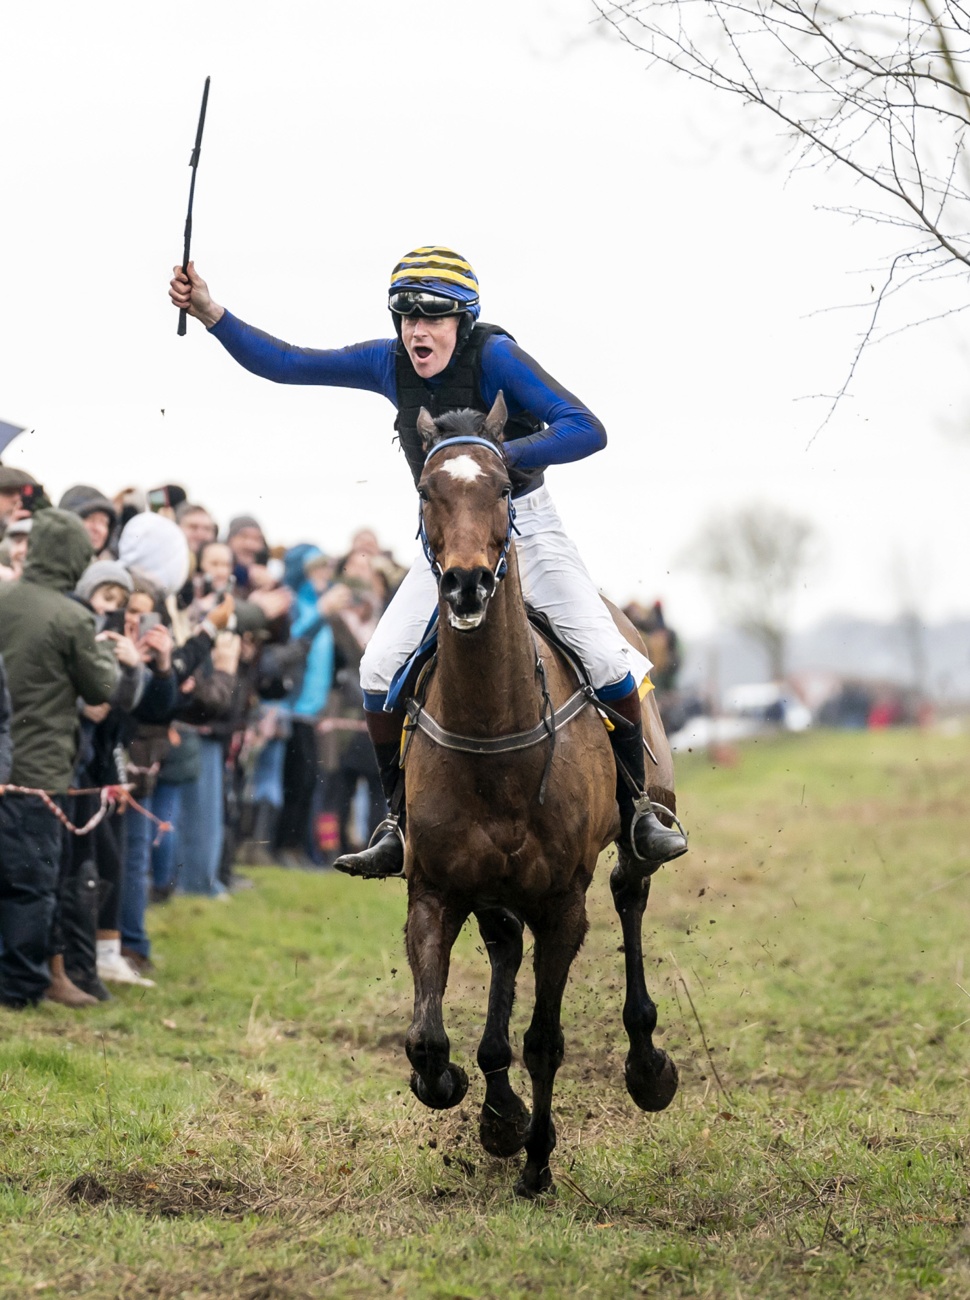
393, 322, 545, 498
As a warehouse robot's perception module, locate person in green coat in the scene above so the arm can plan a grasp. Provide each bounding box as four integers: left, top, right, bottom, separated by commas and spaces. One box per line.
0, 509, 121, 1007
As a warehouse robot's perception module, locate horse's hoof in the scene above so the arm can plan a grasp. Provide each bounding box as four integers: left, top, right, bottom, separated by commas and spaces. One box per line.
480, 1096, 531, 1158
625, 1049, 679, 1112
514, 1165, 555, 1200
409, 1063, 469, 1111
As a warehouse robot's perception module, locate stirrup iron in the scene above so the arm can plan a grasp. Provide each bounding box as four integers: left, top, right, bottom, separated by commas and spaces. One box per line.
368, 814, 405, 852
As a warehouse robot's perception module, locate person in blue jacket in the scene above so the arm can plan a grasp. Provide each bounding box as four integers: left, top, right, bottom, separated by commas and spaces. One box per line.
169, 246, 686, 878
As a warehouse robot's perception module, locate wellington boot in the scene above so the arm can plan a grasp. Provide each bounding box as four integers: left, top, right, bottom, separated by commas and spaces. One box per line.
45, 955, 99, 1008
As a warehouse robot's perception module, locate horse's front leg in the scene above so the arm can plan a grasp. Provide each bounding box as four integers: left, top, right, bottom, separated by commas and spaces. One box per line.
475, 906, 530, 1158
405, 886, 469, 1110
610, 854, 679, 1111
516, 893, 589, 1199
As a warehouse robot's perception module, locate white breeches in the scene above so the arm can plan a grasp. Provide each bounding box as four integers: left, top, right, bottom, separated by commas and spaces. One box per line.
360, 485, 650, 703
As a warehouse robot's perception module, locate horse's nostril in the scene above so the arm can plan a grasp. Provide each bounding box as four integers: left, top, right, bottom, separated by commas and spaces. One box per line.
479, 570, 496, 598
440, 571, 462, 603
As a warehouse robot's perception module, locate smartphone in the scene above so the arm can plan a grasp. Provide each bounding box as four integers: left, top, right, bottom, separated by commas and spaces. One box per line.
138, 612, 162, 637
147, 487, 170, 513
102, 609, 126, 635
214, 574, 237, 605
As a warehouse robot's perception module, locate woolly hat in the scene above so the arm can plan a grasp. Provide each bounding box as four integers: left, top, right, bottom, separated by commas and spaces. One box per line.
227, 514, 265, 542
75, 559, 134, 605
118, 512, 190, 597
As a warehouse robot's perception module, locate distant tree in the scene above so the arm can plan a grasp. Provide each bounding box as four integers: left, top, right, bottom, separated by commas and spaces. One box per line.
684, 504, 818, 677
593, 0, 970, 417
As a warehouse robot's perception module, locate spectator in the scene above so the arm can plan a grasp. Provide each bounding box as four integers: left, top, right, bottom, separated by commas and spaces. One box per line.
0, 510, 120, 1009
177, 502, 218, 553
174, 540, 241, 896
0, 466, 42, 538
0, 516, 31, 581
57, 561, 146, 999
58, 484, 118, 560
227, 515, 272, 595
274, 545, 338, 867
318, 549, 387, 859
118, 512, 191, 600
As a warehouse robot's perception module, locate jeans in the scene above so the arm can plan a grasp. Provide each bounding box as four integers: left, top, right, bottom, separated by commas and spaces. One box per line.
251, 736, 286, 808
178, 738, 226, 896
150, 782, 185, 891
120, 795, 155, 958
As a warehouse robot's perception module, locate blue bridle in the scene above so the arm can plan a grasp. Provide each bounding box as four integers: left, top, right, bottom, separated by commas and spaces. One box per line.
417, 436, 519, 580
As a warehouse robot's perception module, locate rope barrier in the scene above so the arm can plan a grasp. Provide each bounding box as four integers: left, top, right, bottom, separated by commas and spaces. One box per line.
0, 783, 173, 844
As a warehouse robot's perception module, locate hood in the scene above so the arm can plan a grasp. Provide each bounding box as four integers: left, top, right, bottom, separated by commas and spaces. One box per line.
22, 508, 94, 592
283, 543, 322, 592
118, 513, 190, 597
58, 483, 118, 528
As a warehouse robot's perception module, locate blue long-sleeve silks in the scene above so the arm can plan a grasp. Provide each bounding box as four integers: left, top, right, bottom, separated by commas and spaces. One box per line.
210, 311, 605, 472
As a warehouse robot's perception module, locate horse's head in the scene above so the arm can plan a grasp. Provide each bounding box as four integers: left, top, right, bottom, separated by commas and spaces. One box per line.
417, 393, 515, 631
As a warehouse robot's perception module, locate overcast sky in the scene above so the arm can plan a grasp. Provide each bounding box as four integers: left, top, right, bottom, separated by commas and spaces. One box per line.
2, 0, 967, 636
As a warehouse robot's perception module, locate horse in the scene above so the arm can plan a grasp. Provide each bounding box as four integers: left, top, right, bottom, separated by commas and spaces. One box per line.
398, 394, 681, 1198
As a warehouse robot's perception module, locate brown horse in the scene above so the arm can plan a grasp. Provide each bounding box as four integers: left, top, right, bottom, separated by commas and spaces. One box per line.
400, 396, 680, 1198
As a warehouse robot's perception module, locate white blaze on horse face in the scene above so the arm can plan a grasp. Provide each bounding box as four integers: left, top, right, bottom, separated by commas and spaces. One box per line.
440, 455, 483, 484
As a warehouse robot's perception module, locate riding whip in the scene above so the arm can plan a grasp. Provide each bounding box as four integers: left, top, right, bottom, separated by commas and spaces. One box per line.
177, 76, 211, 337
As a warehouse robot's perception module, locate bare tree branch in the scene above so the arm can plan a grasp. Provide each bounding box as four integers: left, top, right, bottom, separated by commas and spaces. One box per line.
592, 0, 970, 406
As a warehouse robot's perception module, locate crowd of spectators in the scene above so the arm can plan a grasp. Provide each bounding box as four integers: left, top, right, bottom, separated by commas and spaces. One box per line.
0, 464, 405, 1010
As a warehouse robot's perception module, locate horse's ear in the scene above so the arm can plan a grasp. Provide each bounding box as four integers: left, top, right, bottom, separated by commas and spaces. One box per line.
482, 390, 508, 445
417, 407, 438, 452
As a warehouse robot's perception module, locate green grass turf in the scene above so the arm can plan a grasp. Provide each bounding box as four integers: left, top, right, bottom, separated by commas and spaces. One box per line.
1, 726, 968, 1298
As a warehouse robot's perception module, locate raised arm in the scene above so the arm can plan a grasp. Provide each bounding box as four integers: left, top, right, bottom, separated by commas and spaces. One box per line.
169, 262, 395, 394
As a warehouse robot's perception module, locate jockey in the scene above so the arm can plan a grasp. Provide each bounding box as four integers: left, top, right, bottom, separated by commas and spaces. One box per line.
169, 247, 687, 877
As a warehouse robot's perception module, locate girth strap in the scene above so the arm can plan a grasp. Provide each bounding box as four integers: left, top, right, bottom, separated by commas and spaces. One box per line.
403, 684, 593, 758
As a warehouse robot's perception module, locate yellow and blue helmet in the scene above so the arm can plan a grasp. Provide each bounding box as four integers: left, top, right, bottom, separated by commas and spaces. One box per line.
388, 246, 481, 321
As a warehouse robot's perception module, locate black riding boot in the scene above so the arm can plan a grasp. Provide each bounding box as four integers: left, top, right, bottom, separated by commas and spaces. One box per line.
607, 688, 688, 868
333, 710, 406, 880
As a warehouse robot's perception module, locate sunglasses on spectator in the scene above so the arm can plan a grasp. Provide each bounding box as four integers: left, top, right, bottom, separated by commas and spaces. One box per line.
388, 291, 473, 318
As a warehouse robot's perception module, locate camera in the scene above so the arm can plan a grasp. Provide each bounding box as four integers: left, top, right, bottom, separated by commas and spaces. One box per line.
18, 482, 43, 514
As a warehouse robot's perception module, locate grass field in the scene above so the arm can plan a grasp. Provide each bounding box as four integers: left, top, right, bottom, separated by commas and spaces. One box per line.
1, 726, 969, 1299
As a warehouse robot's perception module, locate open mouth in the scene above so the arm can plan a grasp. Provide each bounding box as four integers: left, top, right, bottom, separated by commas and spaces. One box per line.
448, 610, 485, 631
414, 346, 433, 361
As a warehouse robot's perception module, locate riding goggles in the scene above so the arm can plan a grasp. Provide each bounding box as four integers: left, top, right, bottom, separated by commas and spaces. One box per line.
388, 290, 477, 318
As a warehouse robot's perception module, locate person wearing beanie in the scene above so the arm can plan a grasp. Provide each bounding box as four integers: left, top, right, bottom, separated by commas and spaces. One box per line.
74, 559, 134, 607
